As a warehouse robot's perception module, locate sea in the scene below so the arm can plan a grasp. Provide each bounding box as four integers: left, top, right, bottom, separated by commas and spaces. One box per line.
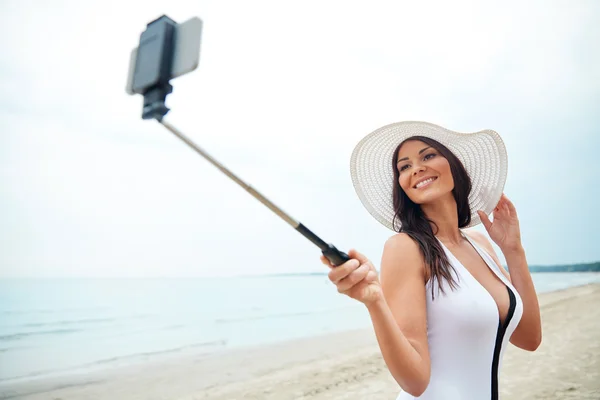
1, 272, 599, 383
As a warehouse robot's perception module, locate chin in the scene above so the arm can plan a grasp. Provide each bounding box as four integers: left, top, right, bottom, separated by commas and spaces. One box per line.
410, 188, 450, 205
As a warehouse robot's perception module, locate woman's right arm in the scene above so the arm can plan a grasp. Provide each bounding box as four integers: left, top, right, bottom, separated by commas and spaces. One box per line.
321, 233, 430, 396
368, 233, 430, 397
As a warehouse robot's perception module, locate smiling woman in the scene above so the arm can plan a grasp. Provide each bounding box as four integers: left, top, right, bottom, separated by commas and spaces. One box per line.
391, 136, 474, 297
320, 121, 542, 399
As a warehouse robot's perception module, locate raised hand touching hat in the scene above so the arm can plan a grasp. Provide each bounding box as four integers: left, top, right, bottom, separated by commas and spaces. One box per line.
477, 193, 522, 253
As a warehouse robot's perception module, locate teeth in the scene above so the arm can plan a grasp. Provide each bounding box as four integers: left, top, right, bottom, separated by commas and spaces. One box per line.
415, 178, 435, 188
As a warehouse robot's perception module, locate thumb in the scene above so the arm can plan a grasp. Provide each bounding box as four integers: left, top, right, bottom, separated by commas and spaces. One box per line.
477, 210, 493, 232
347, 248, 370, 265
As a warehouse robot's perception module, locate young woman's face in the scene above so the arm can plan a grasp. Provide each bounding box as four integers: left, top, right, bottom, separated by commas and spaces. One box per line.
396, 140, 454, 204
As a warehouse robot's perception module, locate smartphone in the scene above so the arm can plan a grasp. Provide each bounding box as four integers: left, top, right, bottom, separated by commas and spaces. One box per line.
125, 16, 203, 95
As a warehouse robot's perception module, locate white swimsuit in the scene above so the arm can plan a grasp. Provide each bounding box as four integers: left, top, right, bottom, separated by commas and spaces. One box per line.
396, 231, 523, 400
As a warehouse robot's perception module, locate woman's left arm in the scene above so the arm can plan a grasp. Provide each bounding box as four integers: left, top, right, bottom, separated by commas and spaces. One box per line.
476, 194, 542, 352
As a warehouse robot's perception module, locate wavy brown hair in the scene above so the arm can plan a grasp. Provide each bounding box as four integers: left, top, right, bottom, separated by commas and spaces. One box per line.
391, 136, 473, 298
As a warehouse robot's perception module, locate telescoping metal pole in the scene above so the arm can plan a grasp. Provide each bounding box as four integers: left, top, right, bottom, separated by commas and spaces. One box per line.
159, 120, 350, 266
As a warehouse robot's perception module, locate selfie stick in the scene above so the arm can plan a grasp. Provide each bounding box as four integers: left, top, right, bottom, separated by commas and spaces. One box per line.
126, 15, 349, 266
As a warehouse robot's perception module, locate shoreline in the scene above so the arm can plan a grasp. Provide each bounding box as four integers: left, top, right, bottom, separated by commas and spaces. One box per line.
1, 283, 599, 399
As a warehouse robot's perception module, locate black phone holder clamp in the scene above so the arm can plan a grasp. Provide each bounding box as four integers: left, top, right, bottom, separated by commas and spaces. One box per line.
131, 15, 177, 121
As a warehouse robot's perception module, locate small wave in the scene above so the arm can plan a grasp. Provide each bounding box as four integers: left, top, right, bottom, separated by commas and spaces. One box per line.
0, 345, 32, 353
215, 306, 355, 324
0, 364, 105, 385
215, 310, 313, 324
0, 369, 55, 384
161, 324, 186, 331
0, 328, 82, 342
0, 309, 55, 315
0, 379, 105, 399
0, 307, 110, 315
0, 339, 228, 385
4, 314, 153, 332
92, 339, 228, 365
19, 317, 117, 328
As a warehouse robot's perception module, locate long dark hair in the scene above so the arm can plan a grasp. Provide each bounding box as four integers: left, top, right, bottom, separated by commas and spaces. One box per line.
391, 136, 472, 298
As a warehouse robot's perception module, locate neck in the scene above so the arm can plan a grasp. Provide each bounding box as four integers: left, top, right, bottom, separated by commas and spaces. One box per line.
421, 193, 464, 245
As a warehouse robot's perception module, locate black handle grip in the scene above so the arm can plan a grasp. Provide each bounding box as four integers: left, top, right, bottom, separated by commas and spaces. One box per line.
322, 243, 350, 267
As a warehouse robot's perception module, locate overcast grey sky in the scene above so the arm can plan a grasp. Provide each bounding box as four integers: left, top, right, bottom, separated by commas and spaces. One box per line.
1, 0, 599, 278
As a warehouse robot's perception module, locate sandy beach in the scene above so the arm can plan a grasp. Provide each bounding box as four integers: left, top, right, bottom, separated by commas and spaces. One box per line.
1, 283, 599, 400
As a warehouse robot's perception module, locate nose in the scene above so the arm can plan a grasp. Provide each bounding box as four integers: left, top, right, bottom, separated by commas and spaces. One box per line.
412, 164, 426, 176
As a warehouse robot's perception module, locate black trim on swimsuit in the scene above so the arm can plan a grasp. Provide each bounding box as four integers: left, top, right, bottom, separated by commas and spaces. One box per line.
491, 286, 517, 400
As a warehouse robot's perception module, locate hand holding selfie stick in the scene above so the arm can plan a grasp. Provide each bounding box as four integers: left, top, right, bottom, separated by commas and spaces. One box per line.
125, 15, 349, 266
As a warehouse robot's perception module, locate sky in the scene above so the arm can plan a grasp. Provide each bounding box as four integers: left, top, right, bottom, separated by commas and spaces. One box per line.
1, 0, 599, 278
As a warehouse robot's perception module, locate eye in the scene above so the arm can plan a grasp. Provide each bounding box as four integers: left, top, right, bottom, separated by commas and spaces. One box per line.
398, 153, 436, 173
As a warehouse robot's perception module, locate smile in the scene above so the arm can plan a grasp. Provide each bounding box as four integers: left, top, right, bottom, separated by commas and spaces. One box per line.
414, 177, 437, 189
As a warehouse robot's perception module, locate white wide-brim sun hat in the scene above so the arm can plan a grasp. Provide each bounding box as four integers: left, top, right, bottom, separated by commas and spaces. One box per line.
349, 121, 508, 231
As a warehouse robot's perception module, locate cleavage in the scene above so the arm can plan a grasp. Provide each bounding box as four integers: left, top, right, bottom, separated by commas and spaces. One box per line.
443, 239, 511, 326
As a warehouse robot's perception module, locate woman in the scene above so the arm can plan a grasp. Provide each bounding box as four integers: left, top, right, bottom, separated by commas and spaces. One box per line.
320, 122, 541, 399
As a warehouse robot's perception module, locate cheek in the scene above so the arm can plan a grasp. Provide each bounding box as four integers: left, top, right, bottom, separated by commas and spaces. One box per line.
434, 158, 454, 187
399, 173, 411, 191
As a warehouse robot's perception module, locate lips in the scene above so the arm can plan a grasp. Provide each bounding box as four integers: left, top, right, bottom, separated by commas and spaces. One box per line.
413, 177, 437, 189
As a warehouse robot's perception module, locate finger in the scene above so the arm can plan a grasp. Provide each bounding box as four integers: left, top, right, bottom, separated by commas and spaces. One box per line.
494, 202, 502, 213
347, 249, 377, 275
320, 255, 333, 267
502, 194, 518, 216
494, 202, 506, 217
477, 210, 493, 231
328, 258, 360, 284
365, 270, 378, 284
495, 196, 505, 211
347, 249, 370, 265
337, 264, 370, 292
503, 202, 510, 217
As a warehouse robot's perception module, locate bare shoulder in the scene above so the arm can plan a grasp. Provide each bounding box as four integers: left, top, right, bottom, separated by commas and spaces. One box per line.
464, 229, 495, 254
382, 233, 425, 267
380, 233, 427, 284
384, 232, 422, 254
464, 229, 511, 280
464, 229, 488, 245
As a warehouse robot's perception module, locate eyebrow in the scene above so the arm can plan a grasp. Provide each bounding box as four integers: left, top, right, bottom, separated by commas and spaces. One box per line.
397, 146, 432, 164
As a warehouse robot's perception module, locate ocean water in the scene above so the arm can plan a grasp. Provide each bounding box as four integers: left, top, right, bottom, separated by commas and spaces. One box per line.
1, 272, 599, 383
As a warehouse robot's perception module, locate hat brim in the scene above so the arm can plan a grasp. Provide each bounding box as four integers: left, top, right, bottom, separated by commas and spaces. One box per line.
349, 121, 507, 231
